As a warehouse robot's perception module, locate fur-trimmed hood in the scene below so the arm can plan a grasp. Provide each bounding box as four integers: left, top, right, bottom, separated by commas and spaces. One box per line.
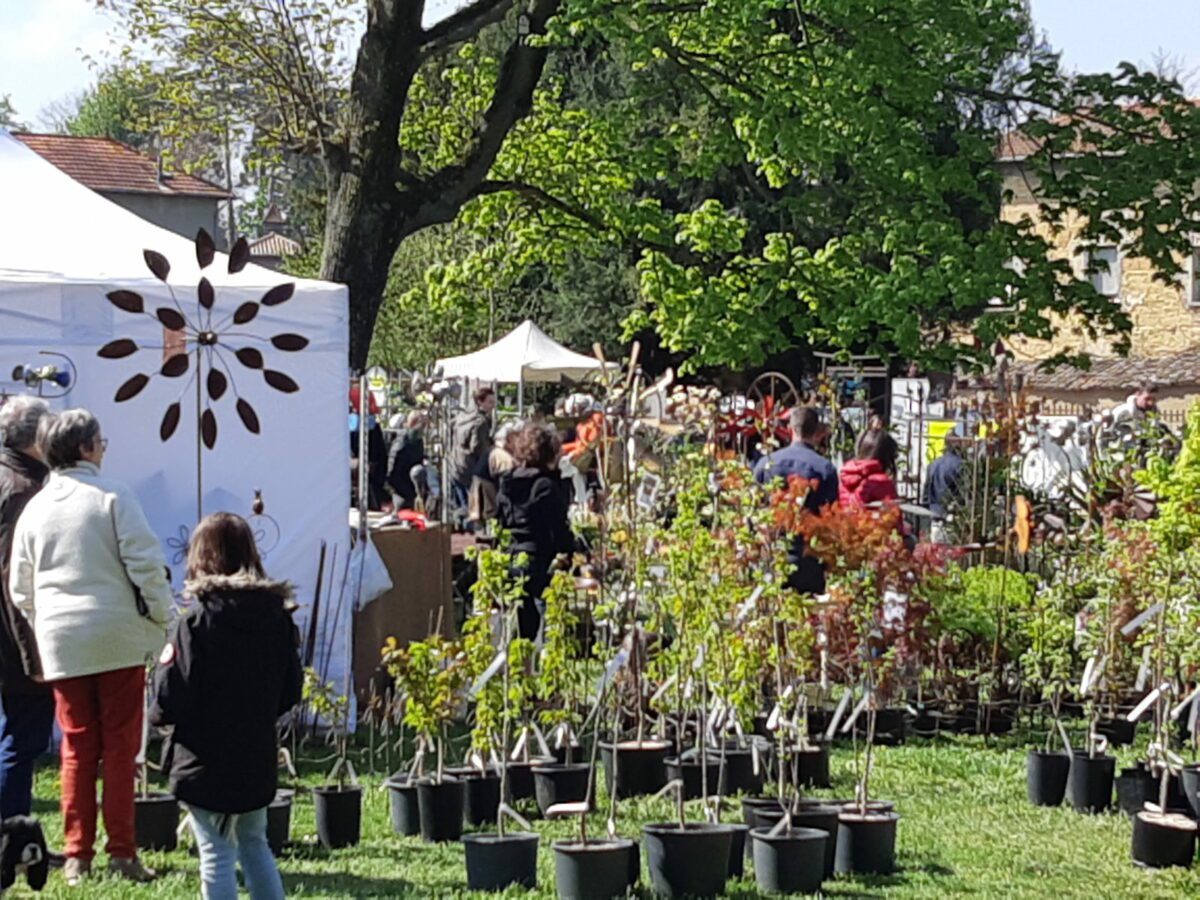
183, 571, 295, 609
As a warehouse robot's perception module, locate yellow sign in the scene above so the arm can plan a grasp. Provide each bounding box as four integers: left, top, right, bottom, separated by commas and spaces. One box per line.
926, 420, 958, 463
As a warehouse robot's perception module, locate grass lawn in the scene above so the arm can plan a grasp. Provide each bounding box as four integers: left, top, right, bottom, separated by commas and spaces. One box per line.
19, 729, 1200, 898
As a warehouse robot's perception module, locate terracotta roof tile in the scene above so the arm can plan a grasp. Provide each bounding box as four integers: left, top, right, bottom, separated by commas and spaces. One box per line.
14, 133, 231, 199
248, 232, 302, 257
1015, 348, 1200, 391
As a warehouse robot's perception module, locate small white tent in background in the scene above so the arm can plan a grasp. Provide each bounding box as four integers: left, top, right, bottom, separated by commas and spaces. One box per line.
0, 131, 355, 701
436, 319, 614, 411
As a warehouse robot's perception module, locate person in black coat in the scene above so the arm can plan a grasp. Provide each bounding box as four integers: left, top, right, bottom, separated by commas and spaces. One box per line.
386, 412, 427, 510
150, 512, 301, 900
0, 398, 55, 823
497, 424, 574, 640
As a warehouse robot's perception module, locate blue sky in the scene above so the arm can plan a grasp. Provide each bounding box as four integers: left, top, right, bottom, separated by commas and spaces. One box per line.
2, 0, 1200, 129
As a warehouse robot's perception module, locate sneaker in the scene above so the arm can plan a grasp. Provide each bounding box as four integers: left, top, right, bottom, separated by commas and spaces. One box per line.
107, 856, 157, 883
63, 857, 90, 887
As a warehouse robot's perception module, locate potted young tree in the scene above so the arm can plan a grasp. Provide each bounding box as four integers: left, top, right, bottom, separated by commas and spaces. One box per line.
531, 570, 594, 815
135, 725, 180, 852
303, 669, 361, 849
382, 634, 469, 843
458, 543, 540, 891
1020, 578, 1077, 807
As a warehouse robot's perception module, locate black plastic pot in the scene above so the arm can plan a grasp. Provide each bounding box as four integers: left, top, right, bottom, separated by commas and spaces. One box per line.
134, 792, 179, 852
752, 804, 839, 879
462, 832, 539, 891
506, 757, 553, 802
312, 785, 362, 849
807, 707, 835, 737
417, 777, 465, 843
266, 789, 294, 855
386, 777, 420, 836
600, 740, 670, 798
1132, 811, 1197, 868
552, 839, 640, 900
716, 744, 765, 796
791, 742, 831, 789
741, 795, 785, 828
751, 826, 827, 895
1116, 766, 1156, 817
1096, 717, 1137, 748
665, 755, 721, 801
853, 708, 907, 746
839, 799, 896, 815
835, 811, 899, 875
726, 823, 749, 879
461, 772, 502, 828
643, 823, 734, 898
1026, 750, 1070, 807
1067, 753, 1115, 814
532, 763, 592, 816
1181, 764, 1200, 818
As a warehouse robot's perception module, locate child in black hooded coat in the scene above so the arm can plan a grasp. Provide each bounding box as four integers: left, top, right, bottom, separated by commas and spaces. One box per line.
150, 512, 302, 900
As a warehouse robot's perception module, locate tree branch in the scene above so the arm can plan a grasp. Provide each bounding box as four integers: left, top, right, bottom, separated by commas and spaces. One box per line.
406, 0, 561, 232
420, 0, 516, 59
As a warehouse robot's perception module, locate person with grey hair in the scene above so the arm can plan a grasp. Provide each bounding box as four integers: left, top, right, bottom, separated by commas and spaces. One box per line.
8, 409, 170, 886
0, 397, 57, 832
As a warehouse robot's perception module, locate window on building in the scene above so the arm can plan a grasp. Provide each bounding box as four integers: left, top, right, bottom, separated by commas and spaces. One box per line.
1087, 246, 1120, 296
1189, 245, 1200, 308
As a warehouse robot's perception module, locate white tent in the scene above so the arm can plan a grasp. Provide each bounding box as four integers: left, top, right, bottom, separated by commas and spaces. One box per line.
437, 319, 613, 383
0, 131, 354, 695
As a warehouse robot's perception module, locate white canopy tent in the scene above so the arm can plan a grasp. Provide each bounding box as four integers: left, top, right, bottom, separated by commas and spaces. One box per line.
436, 319, 614, 410
0, 131, 354, 697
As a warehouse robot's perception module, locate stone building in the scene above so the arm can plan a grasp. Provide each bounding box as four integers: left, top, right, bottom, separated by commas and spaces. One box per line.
997, 129, 1200, 415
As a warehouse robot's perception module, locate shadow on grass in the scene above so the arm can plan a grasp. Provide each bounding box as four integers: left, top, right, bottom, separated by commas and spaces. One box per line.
283, 871, 420, 896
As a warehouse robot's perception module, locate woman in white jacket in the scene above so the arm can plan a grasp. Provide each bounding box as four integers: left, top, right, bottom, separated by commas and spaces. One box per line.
8, 409, 170, 887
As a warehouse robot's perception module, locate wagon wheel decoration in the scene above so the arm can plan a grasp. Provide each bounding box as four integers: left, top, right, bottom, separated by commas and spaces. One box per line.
748, 371, 800, 445
97, 228, 309, 520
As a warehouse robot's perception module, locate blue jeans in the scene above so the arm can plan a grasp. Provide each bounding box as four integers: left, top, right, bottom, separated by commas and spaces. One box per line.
187, 805, 284, 900
0, 690, 55, 818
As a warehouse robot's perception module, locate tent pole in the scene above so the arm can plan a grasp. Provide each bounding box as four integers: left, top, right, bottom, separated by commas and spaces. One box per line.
196, 350, 203, 523
518, 376, 525, 417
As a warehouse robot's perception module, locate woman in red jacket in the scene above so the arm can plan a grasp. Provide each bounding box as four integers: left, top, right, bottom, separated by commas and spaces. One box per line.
839, 430, 900, 509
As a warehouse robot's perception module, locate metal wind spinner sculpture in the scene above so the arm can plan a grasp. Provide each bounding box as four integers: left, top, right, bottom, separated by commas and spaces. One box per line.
98, 228, 310, 520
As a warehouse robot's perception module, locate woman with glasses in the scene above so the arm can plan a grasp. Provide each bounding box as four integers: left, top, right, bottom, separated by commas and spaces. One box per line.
8, 409, 171, 886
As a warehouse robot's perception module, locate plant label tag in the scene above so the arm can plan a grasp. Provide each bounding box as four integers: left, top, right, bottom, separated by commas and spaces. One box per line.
534, 722, 554, 758
905, 704, 919, 717
1121, 603, 1163, 637
692, 645, 706, 671
1189, 699, 1200, 739
842, 693, 871, 734
735, 585, 765, 624
653, 778, 684, 801
511, 730, 529, 761
1127, 684, 1167, 723
683, 677, 696, 701
766, 703, 782, 732
1056, 720, 1072, 757
651, 673, 678, 705
648, 565, 667, 581
607, 817, 618, 839
551, 722, 571, 750
470, 650, 507, 698
1135, 645, 1152, 692
1170, 686, 1200, 722
826, 689, 852, 741
468, 750, 486, 773
499, 803, 533, 831
781, 684, 795, 701
752, 741, 761, 775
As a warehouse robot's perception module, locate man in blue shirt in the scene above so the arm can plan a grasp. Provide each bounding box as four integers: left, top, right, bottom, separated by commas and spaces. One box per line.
923, 427, 965, 543
754, 406, 839, 594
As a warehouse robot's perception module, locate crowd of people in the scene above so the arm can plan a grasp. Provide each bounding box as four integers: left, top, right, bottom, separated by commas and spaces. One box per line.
0, 397, 299, 895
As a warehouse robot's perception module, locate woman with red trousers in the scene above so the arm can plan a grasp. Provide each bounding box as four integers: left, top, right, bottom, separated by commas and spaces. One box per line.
9, 410, 171, 887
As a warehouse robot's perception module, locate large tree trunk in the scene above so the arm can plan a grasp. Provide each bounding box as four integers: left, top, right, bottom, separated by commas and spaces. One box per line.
320, 0, 562, 371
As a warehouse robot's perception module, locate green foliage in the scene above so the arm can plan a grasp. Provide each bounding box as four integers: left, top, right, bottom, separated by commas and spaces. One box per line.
929, 563, 1035, 660
66, 66, 156, 149
302, 667, 353, 787
1019, 581, 1078, 704
0, 95, 25, 131
538, 569, 581, 730
381, 635, 468, 745
1139, 403, 1200, 552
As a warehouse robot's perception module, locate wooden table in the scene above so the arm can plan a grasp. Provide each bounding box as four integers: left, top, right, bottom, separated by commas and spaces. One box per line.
352, 525, 455, 701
